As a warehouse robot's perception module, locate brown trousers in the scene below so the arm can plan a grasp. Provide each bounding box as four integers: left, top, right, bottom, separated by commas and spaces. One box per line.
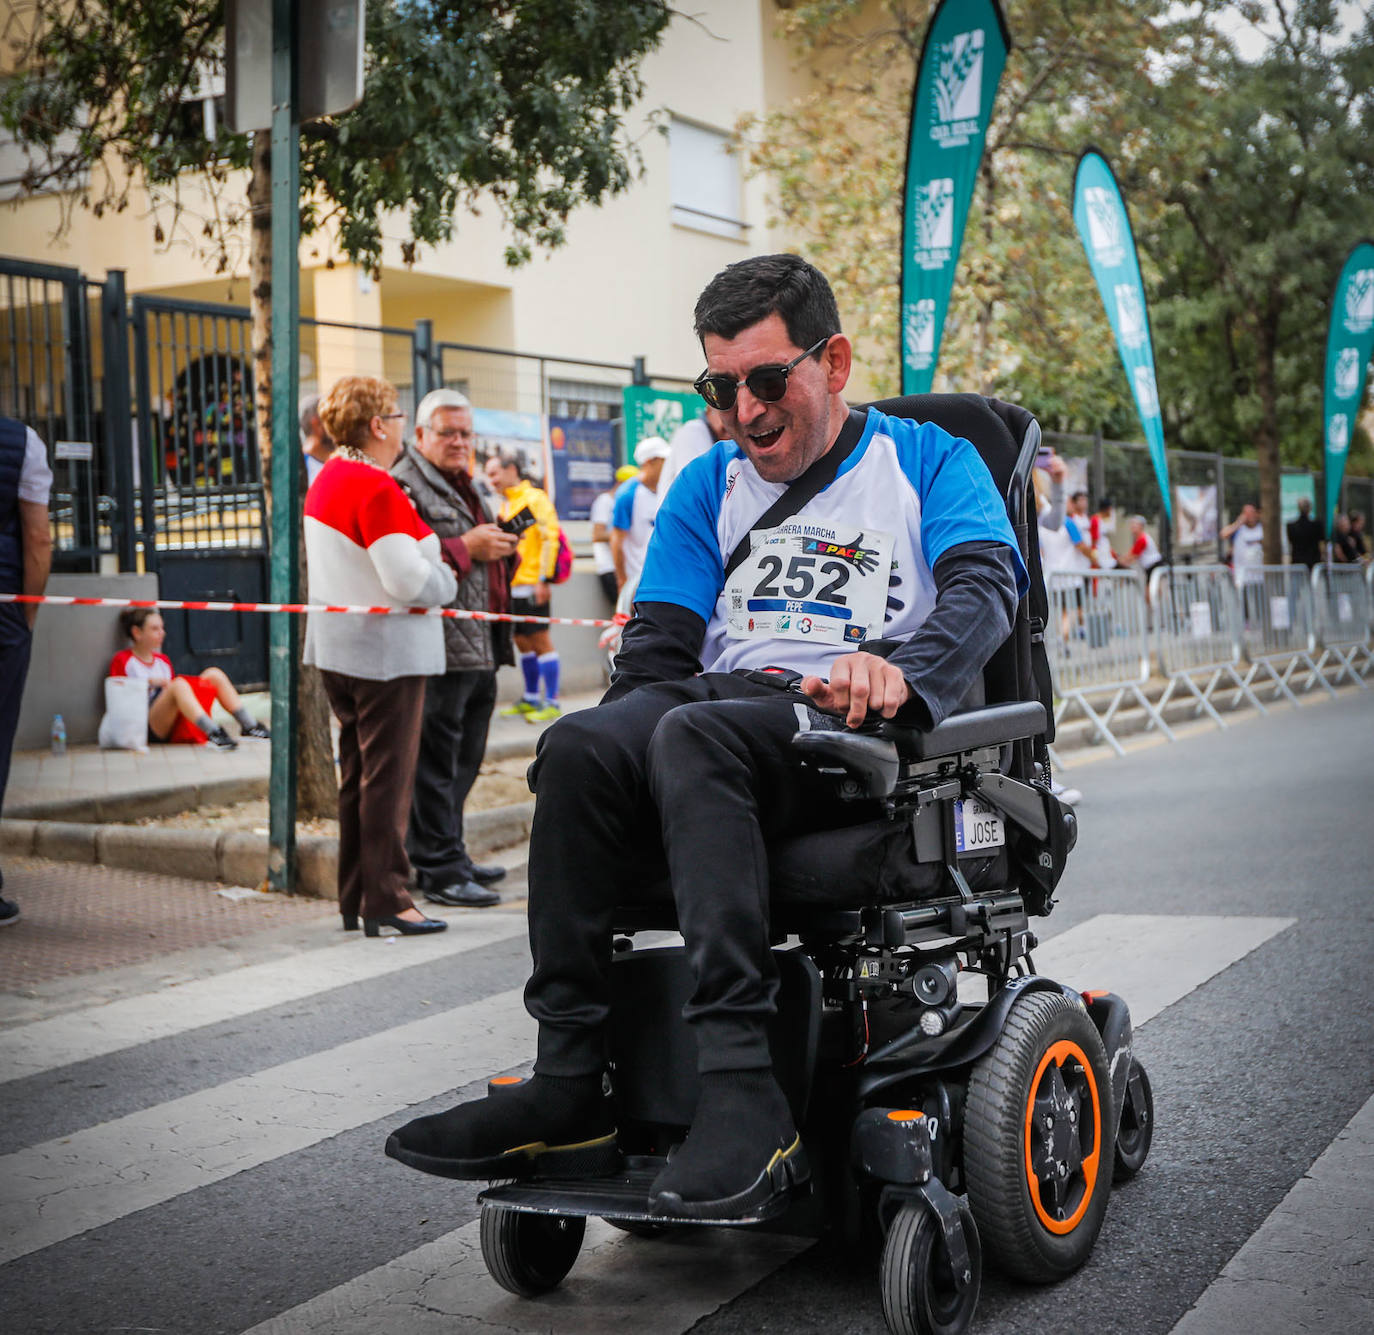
320, 670, 427, 921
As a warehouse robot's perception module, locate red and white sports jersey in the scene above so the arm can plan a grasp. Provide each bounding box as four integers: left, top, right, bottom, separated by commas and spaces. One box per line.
109, 648, 173, 695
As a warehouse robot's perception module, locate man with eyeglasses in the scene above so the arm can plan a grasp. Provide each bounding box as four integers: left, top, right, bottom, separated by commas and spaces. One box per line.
388, 254, 1025, 1220
391, 390, 519, 908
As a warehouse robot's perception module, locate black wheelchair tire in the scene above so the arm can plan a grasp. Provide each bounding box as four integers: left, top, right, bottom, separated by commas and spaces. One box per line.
879, 1199, 981, 1335
962, 989, 1113, 1283
479, 1205, 585, 1297
1112, 1058, 1154, 1183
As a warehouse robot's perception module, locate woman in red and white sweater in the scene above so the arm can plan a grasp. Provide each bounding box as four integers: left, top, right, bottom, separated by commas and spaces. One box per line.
306, 376, 457, 938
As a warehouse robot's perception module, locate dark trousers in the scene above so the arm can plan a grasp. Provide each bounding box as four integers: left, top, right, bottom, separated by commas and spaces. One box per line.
0, 607, 32, 818
525, 675, 835, 1078
407, 668, 498, 887
320, 670, 426, 921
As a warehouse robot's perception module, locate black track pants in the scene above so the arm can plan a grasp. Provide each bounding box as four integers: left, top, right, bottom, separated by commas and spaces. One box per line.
406, 668, 497, 887
525, 674, 835, 1077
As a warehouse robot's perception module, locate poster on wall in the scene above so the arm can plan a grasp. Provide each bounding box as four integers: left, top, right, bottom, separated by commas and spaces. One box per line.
548, 416, 616, 520
622, 386, 702, 457
471, 408, 548, 487
1175, 484, 1217, 548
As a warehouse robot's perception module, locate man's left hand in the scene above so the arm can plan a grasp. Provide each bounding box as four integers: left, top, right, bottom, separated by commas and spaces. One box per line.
801, 652, 911, 728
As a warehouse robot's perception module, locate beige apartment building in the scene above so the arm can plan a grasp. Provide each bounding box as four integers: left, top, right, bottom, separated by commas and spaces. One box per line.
1, 1, 822, 407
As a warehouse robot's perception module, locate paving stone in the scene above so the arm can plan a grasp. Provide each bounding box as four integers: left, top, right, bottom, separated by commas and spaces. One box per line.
33, 821, 98, 864
97, 825, 221, 882
0, 856, 334, 989
219, 831, 268, 889
0, 819, 38, 857
296, 835, 337, 900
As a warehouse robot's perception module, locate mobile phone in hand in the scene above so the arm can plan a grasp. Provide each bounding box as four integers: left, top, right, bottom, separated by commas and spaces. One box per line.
498, 506, 535, 536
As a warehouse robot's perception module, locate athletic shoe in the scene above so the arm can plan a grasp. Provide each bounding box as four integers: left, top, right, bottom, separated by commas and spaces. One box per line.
239, 721, 271, 740
526, 703, 562, 723
204, 726, 238, 751
386, 1072, 617, 1181
649, 1069, 808, 1222
499, 699, 538, 718
1051, 780, 1082, 807
0, 895, 20, 927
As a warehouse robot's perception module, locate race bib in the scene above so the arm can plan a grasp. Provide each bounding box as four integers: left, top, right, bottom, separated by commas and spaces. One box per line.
724, 522, 895, 648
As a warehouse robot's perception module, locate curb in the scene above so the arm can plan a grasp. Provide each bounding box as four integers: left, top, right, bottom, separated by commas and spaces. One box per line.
0, 801, 536, 901
5, 775, 270, 825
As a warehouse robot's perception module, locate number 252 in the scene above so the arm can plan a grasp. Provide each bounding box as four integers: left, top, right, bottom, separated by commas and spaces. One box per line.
753, 554, 850, 604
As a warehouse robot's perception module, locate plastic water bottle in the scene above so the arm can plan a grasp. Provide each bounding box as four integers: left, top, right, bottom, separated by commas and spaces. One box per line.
51, 714, 67, 756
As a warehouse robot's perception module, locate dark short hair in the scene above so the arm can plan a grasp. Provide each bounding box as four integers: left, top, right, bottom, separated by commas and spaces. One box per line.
1069, 490, 1088, 503
693, 253, 841, 352
119, 607, 159, 637
1097, 496, 1114, 511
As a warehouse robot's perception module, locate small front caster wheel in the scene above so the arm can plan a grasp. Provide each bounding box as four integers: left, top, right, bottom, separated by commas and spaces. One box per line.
879, 1200, 981, 1335
479, 1205, 585, 1297
1113, 1058, 1154, 1182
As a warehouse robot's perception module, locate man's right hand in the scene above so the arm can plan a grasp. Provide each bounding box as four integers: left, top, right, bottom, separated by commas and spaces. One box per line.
462, 523, 520, 562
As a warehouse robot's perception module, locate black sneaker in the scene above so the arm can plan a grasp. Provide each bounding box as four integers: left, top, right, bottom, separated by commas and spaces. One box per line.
649, 1069, 808, 1221
204, 726, 238, 751
386, 1072, 617, 1180
0, 895, 19, 927
239, 721, 271, 740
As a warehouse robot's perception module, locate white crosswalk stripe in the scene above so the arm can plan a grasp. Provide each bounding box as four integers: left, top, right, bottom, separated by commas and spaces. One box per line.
0, 914, 531, 1084
3, 909, 1355, 1335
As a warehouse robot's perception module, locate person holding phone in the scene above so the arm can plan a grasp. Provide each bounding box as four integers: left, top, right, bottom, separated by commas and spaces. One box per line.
485, 451, 563, 721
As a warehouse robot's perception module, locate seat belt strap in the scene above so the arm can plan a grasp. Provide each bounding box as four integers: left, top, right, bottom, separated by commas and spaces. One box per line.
723, 408, 868, 581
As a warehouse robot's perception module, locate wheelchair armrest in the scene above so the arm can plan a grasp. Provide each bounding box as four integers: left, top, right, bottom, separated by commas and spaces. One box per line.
791, 730, 901, 798
881, 700, 1046, 760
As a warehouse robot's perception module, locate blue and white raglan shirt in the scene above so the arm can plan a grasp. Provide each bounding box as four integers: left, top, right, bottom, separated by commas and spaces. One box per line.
611, 476, 663, 588
633, 407, 1026, 683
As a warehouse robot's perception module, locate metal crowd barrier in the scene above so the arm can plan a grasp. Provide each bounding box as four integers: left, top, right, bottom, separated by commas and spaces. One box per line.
1147, 565, 1262, 729
1045, 568, 1170, 757
1310, 563, 1373, 689
1233, 565, 1335, 707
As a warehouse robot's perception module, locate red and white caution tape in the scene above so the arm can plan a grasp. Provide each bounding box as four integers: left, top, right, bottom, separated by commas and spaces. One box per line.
0, 592, 614, 629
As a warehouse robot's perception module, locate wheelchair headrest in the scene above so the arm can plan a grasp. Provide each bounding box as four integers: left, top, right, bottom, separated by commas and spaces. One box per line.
862, 393, 1036, 500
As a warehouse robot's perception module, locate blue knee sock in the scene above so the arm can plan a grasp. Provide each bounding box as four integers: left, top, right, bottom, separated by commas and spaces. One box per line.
520, 651, 540, 702
537, 652, 560, 704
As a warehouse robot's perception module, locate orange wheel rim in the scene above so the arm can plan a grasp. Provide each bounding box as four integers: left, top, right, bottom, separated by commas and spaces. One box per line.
1022, 1038, 1101, 1235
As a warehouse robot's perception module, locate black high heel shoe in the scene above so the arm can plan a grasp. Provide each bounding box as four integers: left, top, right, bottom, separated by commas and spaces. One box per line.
363, 914, 448, 937
342, 913, 359, 931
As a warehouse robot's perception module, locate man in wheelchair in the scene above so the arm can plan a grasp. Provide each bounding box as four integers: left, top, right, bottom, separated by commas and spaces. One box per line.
386, 253, 1029, 1222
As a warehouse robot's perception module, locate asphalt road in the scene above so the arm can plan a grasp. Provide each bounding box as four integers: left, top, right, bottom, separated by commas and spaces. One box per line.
1, 688, 1370, 1335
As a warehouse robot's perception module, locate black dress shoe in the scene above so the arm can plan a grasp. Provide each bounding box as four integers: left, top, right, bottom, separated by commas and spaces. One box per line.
341, 912, 359, 931
468, 862, 507, 886
425, 880, 500, 908
363, 914, 449, 937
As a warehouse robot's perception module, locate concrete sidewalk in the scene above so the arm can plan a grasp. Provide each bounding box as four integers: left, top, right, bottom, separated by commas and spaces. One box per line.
3, 688, 602, 820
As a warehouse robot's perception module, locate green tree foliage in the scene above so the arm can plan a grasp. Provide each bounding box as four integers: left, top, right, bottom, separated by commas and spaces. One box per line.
738, 0, 1174, 433
741, 0, 1373, 545
0, 0, 671, 270
1128, 0, 1374, 550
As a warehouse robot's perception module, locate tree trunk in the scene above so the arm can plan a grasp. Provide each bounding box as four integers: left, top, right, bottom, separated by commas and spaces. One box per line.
1253, 317, 1284, 565
248, 133, 338, 821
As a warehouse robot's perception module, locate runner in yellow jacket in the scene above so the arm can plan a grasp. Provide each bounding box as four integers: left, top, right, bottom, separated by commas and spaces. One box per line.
485, 453, 562, 721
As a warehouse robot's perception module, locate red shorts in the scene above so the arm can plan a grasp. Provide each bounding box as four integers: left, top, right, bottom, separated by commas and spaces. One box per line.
153, 674, 220, 745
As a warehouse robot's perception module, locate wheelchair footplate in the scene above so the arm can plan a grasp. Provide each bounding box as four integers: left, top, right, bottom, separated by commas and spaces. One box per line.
479, 1153, 809, 1228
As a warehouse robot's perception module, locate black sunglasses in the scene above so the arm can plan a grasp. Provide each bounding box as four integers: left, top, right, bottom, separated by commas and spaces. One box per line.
693, 335, 833, 411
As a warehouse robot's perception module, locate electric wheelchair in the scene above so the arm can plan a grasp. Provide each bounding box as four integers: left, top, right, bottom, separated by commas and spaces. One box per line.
473, 396, 1154, 1335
